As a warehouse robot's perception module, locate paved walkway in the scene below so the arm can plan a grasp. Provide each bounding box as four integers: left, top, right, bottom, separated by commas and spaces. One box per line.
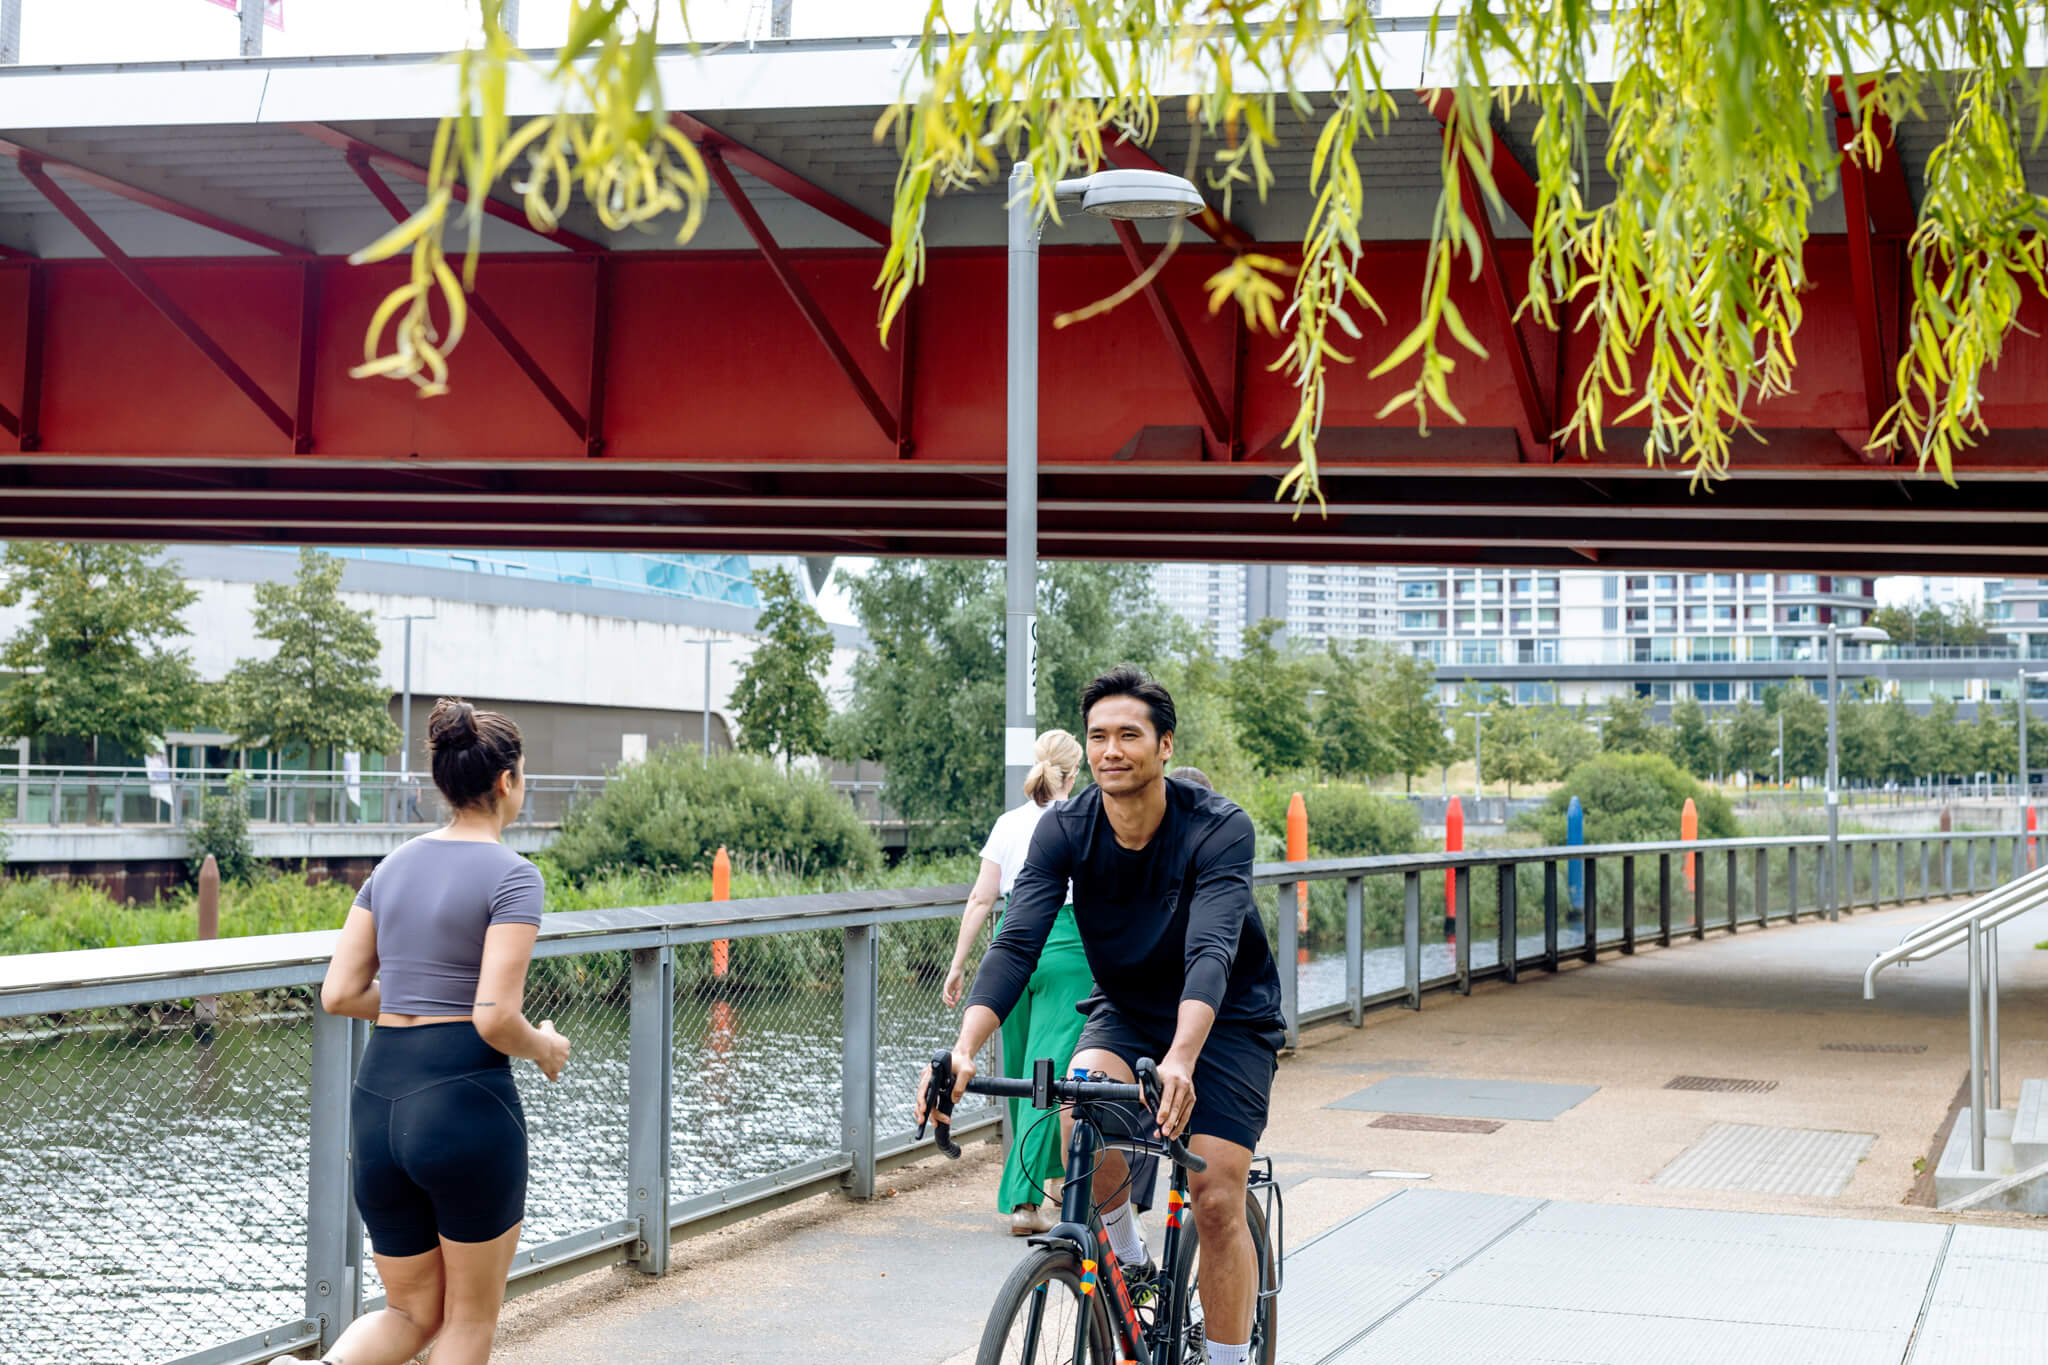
495, 897, 2048, 1363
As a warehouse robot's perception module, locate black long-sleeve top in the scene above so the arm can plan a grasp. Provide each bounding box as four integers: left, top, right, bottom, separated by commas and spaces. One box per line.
965, 779, 1285, 1034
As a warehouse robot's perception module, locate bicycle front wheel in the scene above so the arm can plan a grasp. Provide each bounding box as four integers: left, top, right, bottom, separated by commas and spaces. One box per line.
976, 1244, 1120, 1365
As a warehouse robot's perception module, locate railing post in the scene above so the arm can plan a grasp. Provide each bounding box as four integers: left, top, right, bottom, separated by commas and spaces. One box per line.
1724, 848, 1736, 933
1344, 876, 1363, 1027
841, 923, 879, 1200
1498, 863, 1517, 983
627, 945, 673, 1274
1657, 852, 1672, 948
1921, 839, 1931, 901
1542, 860, 1560, 972
1787, 849, 1799, 924
1989, 924, 2003, 1112
1870, 842, 1881, 908
1694, 848, 1708, 940
1896, 840, 1905, 906
1968, 837, 1978, 895
1620, 856, 1637, 955
1583, 858, 1599, 963
1277, 882, 1300, 1049
1944, 838, 1955, 898
1968, 922, 1987, 1171
1453, 869, 1471, 994
306, 1004, 360, 1351
1402, 870, 1422, 1010
1842, 838, 1854, 910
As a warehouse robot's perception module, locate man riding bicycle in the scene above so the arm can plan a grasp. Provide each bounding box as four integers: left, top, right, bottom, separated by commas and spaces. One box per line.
918, 666, 1285, 1365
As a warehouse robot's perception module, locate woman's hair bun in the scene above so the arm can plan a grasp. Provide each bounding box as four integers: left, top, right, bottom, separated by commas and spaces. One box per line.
427, 697, 480, 751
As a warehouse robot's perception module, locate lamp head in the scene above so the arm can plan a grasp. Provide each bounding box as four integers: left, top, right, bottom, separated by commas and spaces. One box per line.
1057, 169, 1205, 221
1842, 626, 1890, 644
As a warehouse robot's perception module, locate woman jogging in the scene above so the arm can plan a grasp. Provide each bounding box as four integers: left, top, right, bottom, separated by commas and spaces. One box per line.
284, 699, 570, 1365
942, 729, 1087, 1234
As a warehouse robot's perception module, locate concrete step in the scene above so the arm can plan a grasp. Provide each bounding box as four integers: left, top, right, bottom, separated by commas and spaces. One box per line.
1933, 1106, 2016, 1208
2012, 1079, 2048, 1170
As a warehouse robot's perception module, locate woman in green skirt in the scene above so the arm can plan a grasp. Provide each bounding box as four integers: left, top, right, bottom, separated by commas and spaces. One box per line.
943, 728, 1090, 1234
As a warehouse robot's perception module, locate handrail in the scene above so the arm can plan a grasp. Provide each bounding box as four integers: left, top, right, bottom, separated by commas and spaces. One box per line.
1863, 862, 2048, 1000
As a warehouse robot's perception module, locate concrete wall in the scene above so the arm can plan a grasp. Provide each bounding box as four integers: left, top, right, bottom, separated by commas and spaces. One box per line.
0, 546, 868, 772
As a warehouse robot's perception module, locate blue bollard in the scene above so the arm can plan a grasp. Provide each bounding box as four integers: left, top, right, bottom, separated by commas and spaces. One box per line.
1567, 795, 1585, 915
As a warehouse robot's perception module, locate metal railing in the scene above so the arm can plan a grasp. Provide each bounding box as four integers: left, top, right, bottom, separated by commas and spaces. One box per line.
2, 765, 897, 832
1864, 853, 2048, 1173
1, 764, 612, 830
0, 828, 2019, 1365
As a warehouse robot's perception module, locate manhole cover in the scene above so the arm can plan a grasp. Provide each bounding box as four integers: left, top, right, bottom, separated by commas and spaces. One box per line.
1369, 1114, 1504, 1134
1820, 1042, 1928, 1054
1666, 1075, 1778, 1094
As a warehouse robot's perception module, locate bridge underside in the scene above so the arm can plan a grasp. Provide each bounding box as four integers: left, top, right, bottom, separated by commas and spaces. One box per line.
4, 58, 2048, 572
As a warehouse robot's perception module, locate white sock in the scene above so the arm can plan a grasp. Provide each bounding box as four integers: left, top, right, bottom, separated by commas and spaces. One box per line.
1207, 1340, 1249, 1365
1101, 1200, 1147, 1265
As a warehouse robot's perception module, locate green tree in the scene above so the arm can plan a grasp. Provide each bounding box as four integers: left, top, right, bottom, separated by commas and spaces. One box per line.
1726, 697, 1775, 782
1372, 647, 1453, 792
1972, 699, 2019, 777
729, 566, 835, 766
1835, 682, 1883, 785
1670, 695, 1720, 779
1525, 752, 1739, 847
1872, 692, 1922, 784
1599, 692, 1665, 756
1532, 700, 1599, 779
1482, 702, 1556, 798
1228, 621, 1315, 777
217, 548, 400, 767
837, 560, 1189, 847
1777, 683, 1830, 780
1919, 695, 1966, 779
1309, 643, 1385, 780
1155, 644, 1258, 796
0, 543, 203, 796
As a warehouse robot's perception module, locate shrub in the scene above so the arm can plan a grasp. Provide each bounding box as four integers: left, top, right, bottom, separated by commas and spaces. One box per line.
1304, 786, 1423, 859
187, 771, 260, 883
0, 872, 353, 954
546, 747, 881, 882
1521, 752, 1737, 848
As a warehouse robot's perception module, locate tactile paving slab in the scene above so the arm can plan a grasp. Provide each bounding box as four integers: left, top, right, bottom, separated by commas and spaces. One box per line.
1906, 1225, 2048, 1364
1653, 1122, 1875, 1197
1327, 1076, 1599, 1122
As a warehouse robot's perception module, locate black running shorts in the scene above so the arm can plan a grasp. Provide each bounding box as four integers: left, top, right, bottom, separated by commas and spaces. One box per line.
1073, 1001, 1283, 1153
351, 1021, 528, 1257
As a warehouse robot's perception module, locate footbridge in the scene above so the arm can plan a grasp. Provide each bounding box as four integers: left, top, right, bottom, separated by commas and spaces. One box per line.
5, 829, 2047, 1365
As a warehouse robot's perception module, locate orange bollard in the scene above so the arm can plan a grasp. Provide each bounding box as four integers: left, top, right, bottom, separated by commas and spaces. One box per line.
1287, 793, 1309, 961
2030, 807, 2039, 871
1444, 798, 1464, 942
1681, 797, 1698, 892
712, 845, 731, 978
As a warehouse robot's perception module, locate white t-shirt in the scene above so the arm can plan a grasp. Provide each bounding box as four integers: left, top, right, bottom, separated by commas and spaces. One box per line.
980, 798, 1075, 901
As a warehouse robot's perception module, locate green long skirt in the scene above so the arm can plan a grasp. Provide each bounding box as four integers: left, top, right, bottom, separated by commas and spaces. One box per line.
995, 903, 1092, 1213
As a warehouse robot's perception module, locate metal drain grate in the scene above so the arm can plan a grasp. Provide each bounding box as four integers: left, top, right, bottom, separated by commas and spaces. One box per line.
1369, 1114, 1505, 1134
1820, 1042, 1928, 1054
1665, 1075, 1779, 1094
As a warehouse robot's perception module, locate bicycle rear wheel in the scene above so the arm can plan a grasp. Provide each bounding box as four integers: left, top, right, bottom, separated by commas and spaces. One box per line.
976, 1244, 1120, 1365
1167, 1192, 1278, 1365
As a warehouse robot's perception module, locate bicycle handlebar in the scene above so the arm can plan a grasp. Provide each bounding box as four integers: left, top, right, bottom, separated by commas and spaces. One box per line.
918, 1052, 1207, 1174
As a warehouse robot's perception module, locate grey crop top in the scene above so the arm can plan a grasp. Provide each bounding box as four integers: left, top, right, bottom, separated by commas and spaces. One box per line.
353, 837, 546, 1015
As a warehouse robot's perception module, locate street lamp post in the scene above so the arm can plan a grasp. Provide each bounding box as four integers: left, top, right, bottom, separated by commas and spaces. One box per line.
1825, 622, 1890, 919
384, 613, 435, 825
1006, 163, 1203, 801
2015, 669, 2048, 861
697, 638, 726, 758
1464, 710, 1485, 801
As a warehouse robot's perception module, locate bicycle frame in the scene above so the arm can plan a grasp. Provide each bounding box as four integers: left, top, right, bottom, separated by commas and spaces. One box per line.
1033, 1109, 1191, 1365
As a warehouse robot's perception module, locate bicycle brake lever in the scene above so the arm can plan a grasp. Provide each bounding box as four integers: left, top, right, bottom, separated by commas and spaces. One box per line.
925, 1050, 962, 1159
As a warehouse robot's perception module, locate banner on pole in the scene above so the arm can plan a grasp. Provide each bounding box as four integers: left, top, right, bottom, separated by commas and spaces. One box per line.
201, 0, 284, 32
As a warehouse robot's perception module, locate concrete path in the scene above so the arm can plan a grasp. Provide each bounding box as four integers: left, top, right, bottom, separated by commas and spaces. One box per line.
494, 897, 2048, 1363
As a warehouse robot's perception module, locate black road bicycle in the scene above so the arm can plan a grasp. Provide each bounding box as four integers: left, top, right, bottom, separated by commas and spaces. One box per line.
921, 1053, 1281, 1365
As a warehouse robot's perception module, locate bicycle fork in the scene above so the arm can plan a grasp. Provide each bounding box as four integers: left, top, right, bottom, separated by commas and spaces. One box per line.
1053, 1121, 1153, 1365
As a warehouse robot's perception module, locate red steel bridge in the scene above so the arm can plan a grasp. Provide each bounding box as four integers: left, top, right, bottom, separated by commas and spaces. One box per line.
1, 38, 2046, 572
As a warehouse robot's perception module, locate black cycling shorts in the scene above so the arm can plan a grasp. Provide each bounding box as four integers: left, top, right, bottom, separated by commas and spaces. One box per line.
1073, 1001, 1283, 1153
351, 1021, 528, 1257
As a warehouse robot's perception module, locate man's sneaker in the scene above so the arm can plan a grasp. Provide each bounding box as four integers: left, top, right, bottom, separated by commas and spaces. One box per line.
1121, 1254, 1162, 1305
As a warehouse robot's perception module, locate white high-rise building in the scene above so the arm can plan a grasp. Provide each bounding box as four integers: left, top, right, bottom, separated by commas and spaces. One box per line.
1151, 564, 1394, 657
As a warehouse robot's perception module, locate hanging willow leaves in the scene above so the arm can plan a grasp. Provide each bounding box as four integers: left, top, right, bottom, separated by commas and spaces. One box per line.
361, 1, 2048, 502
